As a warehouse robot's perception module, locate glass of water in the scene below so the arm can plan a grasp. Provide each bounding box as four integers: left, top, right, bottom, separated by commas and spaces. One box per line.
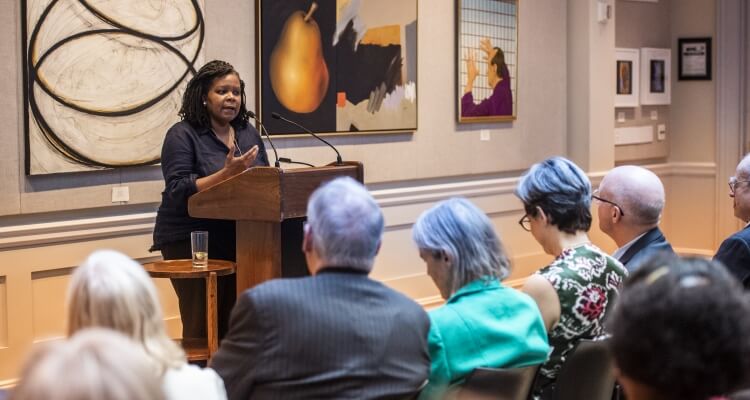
191, 231, 208, 268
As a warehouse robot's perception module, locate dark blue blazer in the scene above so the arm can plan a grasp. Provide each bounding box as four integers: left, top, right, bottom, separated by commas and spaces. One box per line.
619, 227, 676, 272
210, 267, 431, 400
714, 225, 750, 289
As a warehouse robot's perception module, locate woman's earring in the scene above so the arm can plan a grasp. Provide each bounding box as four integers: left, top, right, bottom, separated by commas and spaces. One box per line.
202, 101, 207, 106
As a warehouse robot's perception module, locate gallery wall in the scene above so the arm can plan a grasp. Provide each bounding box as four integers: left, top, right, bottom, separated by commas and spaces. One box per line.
0, 0, 725, 385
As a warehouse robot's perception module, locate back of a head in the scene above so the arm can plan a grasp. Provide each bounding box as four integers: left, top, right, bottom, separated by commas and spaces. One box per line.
10, 328, 165, 400
515, 156, 592, 233
306, 177, 384, 271
67, 250, 184, 371
603, 165, 665, 226
412, 197, 510, 294
609, 254, 750, 400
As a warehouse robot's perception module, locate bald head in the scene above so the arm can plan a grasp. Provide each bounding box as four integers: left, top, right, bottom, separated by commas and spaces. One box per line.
737, 154, 750, 177
600, 166, 665, 227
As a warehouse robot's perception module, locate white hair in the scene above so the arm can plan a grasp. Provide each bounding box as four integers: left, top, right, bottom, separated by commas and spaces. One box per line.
67, 250, 185, 375
12, 328, 166, 400
306, 177, 384, 272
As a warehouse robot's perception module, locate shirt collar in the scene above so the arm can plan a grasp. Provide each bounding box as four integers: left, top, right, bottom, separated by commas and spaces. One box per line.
612, 231, 648, 259
316, 266, 369, 276
447, 277, 501, 303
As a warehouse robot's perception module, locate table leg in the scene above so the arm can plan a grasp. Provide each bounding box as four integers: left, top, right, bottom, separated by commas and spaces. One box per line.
206, 272, 218, 358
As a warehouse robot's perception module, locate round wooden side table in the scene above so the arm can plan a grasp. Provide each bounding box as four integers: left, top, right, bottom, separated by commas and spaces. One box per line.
141, 259, 236, 361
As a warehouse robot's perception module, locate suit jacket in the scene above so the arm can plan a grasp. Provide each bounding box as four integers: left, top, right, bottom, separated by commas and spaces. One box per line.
419, 278, 549, 399
619, 227, 675, 272
209, 267, 431, 400
714, 225, 750, 289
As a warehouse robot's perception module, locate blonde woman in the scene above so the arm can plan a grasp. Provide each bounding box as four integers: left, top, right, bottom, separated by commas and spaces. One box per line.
67, 250, 227, 400
11, 328, 165, 400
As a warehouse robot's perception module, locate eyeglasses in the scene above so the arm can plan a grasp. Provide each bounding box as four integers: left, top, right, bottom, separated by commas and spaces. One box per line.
592, 189, 625, 217
518, 214, 532, 232
729, 176, 750, 194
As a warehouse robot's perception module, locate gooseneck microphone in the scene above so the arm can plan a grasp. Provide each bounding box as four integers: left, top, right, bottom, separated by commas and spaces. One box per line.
271, 112, 343, 165
246, 110, 280, 168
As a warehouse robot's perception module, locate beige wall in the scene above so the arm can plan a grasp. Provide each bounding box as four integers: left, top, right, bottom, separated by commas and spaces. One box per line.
614, 0, 671, 162
0, 0, 725, 385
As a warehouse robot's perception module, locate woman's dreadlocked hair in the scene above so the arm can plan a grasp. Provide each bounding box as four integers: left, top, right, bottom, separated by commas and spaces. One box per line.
179, 60, 250, 128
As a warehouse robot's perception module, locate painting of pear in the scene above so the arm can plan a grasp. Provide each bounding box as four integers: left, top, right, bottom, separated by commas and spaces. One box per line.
270, 2, 329, 114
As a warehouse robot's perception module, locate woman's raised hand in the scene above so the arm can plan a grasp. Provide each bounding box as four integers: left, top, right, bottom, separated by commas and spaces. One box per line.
224, 144, 259, 176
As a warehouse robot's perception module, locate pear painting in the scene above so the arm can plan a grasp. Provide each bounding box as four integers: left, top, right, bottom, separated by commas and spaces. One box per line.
270, 2, 330, 114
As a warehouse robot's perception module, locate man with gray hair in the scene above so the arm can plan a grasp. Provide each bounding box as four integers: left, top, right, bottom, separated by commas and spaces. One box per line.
210, 177, 430, 400
714, 154, 750, 289
596, 165, 675, 272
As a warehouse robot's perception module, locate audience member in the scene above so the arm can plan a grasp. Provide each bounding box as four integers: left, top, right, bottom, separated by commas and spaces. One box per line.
714, 153, 750, 288
515, 156, 627, 399
67, 250, 226, 400
210, 177, 430, 399
609, 255, 750, 400
596, 165, 675, 271
412, 198, 549, 399
10, 328, 165, 400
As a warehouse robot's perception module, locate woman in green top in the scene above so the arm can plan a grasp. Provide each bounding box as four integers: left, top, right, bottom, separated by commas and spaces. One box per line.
413, 197, 550, 399
515, 156, 628, 399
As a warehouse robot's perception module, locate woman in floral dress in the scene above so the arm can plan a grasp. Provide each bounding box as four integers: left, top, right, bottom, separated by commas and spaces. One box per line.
515, 157, 628, 399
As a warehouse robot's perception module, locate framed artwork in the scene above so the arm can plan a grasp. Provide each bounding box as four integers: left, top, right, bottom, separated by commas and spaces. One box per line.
678, 37, 712, 80
640, 47, 671, 105
456, 0, 518, 123
22, 0, 205, 175
615, 48, 639, 108
256, 0, 418, 135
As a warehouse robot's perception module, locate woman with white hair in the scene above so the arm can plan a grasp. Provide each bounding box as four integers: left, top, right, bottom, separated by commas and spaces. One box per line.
515, 157, 628, 399
412, 197, 549, 399
66, 250, 227, 400
11, 328, 165, 400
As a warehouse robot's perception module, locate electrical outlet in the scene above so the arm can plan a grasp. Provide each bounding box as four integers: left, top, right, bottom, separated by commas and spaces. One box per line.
112, 186, 130, 203
617, 112, 625, 123
650, 110, 658, 120
480, 129, 490, 141
657, 124, 666, 141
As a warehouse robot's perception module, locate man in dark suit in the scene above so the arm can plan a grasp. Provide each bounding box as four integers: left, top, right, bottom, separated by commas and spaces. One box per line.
596, 166, 675, 272
714, 154, 750, 289
210, 177, 430, 400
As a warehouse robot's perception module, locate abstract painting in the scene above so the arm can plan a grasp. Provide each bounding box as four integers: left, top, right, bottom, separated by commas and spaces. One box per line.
615, 48, 639, 108
22, 0, 204, 175
456, 0, 517, 123
257, 0, 417, 135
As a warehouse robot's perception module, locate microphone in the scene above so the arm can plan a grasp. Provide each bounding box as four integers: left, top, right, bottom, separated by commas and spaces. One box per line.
271, 112, 343, 165
246, 110, 280, 168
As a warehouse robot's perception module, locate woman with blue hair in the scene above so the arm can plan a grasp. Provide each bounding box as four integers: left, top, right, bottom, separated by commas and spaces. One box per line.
515, 156, 627, 399
413, 197, 549, 399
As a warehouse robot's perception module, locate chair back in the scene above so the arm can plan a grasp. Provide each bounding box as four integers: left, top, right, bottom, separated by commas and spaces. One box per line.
458, 364, 539, 400
556, 338, 615, 400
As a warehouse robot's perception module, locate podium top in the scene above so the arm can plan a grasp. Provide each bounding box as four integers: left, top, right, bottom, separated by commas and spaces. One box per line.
188, 161, 363, 222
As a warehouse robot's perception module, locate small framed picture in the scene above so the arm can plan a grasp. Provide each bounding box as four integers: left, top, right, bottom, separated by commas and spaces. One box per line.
678, 37, 712, 80
615, 48, 639, 108
640, 47, 671, 105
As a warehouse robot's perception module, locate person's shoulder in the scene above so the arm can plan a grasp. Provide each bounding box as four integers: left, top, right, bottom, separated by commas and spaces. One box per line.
733, 226, 750, 242
164, 120, 201, 142
164, 363, 229, 391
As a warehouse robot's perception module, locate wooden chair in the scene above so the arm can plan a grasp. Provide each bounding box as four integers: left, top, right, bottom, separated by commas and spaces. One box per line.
555, 338, 616, 400
141, 259, 235, 362
458, 365, 539, 400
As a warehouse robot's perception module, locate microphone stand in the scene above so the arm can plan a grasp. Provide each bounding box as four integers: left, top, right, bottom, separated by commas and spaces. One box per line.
271, 112, 343, 165
246, 111, 280, 168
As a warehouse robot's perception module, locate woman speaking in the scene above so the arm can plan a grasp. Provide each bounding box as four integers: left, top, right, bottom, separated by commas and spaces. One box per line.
152, 60, 269, 341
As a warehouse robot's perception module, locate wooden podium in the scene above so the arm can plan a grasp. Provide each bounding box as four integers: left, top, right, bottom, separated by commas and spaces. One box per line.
188, 161, 363, 294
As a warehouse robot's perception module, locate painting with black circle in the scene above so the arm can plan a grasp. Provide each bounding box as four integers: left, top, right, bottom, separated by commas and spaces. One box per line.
21, 0, 205, 175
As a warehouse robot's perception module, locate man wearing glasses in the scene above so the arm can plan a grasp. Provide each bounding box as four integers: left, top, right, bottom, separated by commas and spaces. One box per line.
595, 166, 675, 272
714, 154, 750, 289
